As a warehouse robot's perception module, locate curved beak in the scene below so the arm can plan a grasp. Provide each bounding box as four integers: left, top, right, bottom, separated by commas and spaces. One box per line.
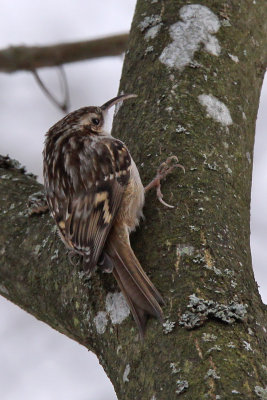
101, 94, 137, 111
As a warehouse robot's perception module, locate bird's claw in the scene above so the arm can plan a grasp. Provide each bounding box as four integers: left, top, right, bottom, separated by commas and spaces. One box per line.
145, 155, 185, 208
68, 250, 81, 266
157, 155, 185, 177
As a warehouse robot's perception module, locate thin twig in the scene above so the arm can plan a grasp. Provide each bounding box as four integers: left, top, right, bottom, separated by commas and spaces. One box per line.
32, 67, 70, 113
57, 66, 70, 112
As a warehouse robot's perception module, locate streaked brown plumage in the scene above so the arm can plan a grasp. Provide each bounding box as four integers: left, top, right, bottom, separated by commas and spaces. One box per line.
43, 94, 164, 337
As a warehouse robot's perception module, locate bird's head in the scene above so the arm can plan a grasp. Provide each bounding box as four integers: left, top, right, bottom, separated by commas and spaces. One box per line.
50, 94, 137, 137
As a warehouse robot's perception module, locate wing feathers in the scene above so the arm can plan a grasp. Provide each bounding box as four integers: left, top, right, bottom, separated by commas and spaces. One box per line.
50, 137, 131, 271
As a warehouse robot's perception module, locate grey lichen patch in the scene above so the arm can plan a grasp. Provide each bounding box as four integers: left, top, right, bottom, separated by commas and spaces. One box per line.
41, 236, 49, 249
179, 294, 247, 329
33, 244, 41, 256
145, 24, 162, 40
165, 106, 173, 113
105, 292, 130, 324
227, 341, 236, 348
176, 244, 194, 257
93, 311, 108, 334
254, 386, 267, 399
203, 263, 222, 276
0, 173, 12, 180
230, 280, 237, 288
116, 345, 122, 355
242, 340, 253, 351
0, 284, 9, 295
51, 249, 59, 262
248, 327, 254, 335
198, 94, 233, 126
205, 369, 220, 380
206, 161, 219, 171
192, 254, 205, 264
175, 244, 194, 273
176, 380, 189, 395
192, 250, 222, 275
0, 154, 24, 172
225, 163, 233, 174
163, 319, 176, 333
221, 18, 231, 27
28, 191, 48, 216
228, 53, 239, 63
175, 124, 190, 135
138, 15, 162, 32
123, 364, 130, 383
224, 268, 235, 277
51, 225, 58, 234
159, 4, 221, 71
202, 333, 217, 342
0, 154, 36, 179
145, 45, 154, 55
246, 152, 251, 164
170, 362, 180, 374
206, 345, 222, 354
189, 225, 200, 232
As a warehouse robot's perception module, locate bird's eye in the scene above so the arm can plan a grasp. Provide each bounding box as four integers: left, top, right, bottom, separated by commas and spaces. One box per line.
92, 118, 100, 126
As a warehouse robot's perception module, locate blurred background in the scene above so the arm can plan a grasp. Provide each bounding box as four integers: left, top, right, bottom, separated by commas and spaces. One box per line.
0, 1, 266, 399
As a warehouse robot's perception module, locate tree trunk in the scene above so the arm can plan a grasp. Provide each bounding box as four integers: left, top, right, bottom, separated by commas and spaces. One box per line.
0, 1, 266, 399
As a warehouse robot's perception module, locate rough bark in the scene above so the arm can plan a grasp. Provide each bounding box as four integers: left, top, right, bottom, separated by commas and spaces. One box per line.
0, 1, 267, 399
0, 34, 128, 73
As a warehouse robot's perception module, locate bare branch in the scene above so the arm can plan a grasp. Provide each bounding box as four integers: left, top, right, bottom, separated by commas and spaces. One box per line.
0, 33, 128, 73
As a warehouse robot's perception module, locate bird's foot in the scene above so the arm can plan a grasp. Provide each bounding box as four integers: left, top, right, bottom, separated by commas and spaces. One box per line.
68, 250, 81, 266
145, 156, 185, 208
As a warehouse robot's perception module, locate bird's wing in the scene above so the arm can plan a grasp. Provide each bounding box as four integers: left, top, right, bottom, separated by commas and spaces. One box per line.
55, 137, 131, 271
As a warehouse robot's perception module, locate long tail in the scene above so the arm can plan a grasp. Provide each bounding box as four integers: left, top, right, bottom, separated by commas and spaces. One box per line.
104, 235, 164, 338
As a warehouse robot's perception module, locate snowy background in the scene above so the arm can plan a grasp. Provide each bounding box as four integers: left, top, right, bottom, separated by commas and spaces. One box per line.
0, 1, 266, 399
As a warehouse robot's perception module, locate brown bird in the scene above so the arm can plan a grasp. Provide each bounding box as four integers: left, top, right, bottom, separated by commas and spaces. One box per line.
43, 94, 183, 337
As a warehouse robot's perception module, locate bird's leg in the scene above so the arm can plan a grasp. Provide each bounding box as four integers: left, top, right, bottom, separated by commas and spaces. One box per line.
145, 156, 185, 208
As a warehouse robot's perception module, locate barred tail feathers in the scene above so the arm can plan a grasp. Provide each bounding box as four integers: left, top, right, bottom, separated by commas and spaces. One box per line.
105, 237, 164, 337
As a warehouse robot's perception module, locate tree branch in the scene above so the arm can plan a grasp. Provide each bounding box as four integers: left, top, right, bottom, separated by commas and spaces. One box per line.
0, 156, 123, 349
0, 33, 129, 73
